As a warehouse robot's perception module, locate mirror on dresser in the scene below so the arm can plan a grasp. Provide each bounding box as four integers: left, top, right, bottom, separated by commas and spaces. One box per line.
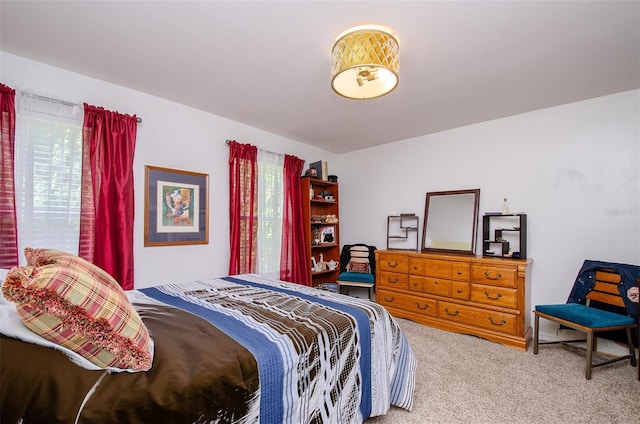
421, 189, 480, 255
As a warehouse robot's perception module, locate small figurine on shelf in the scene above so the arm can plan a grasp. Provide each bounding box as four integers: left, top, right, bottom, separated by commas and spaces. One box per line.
312, 228, 321, 245
501, 198, 510, 215
315, 253, 326, 271
325, 214, 339, 223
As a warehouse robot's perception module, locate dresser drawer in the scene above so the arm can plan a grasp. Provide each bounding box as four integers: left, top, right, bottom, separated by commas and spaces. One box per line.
470, 264, 517, 288
408, 275, 423, 292
449, 262, 470, 281
451, 282, 470, 300
378, 253, 409, 273
378, 271, 408, 290
438, 301, 517, 335
409, 257, 424, 274
422, 277, 451, 297
410, 277, 468, 299
422, 259, 453, 279
378, 289, 437, 317
470, 284, 517, 309
422, 259, 470, 281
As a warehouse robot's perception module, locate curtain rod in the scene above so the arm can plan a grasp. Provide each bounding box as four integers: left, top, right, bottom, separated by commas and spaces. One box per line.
225, 139, 284, 157
20, 91, 142, 123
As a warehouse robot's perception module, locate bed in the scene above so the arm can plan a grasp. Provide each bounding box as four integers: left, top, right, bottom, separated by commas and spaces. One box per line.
1, 270, 416, 423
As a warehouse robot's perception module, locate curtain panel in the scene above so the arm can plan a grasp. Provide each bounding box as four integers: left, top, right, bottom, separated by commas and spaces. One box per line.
80, 104, 137, 290
228, 141, 258, 275
0, 84, 18, 268
280, 154, 310, 286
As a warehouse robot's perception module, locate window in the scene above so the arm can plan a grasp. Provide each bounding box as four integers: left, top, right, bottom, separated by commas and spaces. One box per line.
256, 149, 284, 277
14, 93, 83, 263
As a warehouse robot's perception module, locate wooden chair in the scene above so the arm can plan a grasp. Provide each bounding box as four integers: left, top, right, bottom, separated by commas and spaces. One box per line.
336, 244, 376, 300
533, 269, 638, 380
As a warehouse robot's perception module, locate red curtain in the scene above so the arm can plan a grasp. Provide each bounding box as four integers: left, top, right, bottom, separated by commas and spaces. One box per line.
280, 154, 310, 286
228, 140, 258, 275
0, 84, 18, 268
79, 104, 137, 289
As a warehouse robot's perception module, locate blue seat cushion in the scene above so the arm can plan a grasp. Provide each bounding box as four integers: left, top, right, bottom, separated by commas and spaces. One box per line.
535, 303, 635, 328
337, 272, 375, 284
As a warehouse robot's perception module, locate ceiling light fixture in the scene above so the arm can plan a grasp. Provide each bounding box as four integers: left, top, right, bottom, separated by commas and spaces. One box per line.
331, 24, 399, 100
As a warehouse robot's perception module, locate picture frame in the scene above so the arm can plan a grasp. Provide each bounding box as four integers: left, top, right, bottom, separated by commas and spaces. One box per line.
144, 165, 209, 246
320, 225, 335, 244
309, 160, 328, 180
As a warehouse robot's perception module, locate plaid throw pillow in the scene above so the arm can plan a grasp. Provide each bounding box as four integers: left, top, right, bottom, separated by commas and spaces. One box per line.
1, 264, 153, 371
24, 247, 122, 292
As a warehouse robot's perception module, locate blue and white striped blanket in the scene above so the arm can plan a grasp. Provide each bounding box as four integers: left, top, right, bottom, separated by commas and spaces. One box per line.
140, 273, 416, 423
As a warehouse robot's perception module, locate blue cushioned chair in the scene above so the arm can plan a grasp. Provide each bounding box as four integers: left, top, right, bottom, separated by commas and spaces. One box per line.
533, 269, 638, 379
336, 244, 376, 300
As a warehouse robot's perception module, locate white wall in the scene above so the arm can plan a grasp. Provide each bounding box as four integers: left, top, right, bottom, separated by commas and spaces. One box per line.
335, 89, 640, 331
3, 52, 639, 336
1, 52, 338, 288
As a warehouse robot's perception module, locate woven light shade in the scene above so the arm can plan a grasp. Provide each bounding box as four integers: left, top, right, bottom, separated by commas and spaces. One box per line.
331, 25, 399, 100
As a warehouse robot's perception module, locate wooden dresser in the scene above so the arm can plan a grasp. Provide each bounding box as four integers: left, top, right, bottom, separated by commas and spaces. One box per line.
376, 250, 533, 350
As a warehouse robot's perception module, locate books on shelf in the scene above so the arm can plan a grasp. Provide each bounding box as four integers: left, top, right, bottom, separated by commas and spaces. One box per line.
309, 160, 328, 180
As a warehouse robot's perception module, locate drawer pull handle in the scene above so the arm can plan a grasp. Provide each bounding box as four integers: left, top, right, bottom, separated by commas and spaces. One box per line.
444, 308, 459, 317
489, 317, 507, 326
456, 288, 464, 294
412, 281, 418, 286
457, 270, 463, 275
484, 291, 502, 300
387, 277, 399, 284
384, 295, 395, 302
484, 272, 502, 280
387, 261, 399, 267
416, 302, 430, 310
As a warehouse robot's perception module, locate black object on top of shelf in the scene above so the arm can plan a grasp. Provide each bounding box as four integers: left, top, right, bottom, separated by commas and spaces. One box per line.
387, 215, 419, 251
482, 214, 527, 259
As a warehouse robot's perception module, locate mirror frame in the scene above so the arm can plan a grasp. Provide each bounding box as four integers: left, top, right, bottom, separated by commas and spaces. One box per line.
421, 189, 480, 256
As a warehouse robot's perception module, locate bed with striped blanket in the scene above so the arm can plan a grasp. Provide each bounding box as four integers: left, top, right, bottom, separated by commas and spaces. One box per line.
1, 273, 415, 423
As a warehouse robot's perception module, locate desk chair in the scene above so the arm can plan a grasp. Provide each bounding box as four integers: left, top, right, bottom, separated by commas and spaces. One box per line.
336, 244, 376, 300
533, 269, 638, 380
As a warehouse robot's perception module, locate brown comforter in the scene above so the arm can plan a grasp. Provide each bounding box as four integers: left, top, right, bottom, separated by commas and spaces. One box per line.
1, 303, 259, 423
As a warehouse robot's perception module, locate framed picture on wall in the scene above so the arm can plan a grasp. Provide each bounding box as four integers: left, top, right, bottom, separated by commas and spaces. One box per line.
144, 165, 209, 246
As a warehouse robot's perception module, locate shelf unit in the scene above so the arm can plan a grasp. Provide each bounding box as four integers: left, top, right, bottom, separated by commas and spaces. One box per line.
386, 215, 419, 251
482, 213, 527, 259
301, 176, 340, 287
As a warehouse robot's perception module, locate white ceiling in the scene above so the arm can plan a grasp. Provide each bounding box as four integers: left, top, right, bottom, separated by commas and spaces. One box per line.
1, 1, 639, 153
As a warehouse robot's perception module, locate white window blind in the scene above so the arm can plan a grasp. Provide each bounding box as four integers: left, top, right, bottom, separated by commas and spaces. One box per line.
14, 92, 84, 264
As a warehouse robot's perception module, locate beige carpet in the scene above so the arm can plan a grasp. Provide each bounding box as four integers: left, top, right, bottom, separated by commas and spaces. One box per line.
367, 318, 639, 424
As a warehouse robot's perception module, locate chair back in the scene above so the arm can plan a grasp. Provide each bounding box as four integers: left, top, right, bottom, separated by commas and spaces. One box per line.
340, 244, 377, 275
586, 269, 626, 310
